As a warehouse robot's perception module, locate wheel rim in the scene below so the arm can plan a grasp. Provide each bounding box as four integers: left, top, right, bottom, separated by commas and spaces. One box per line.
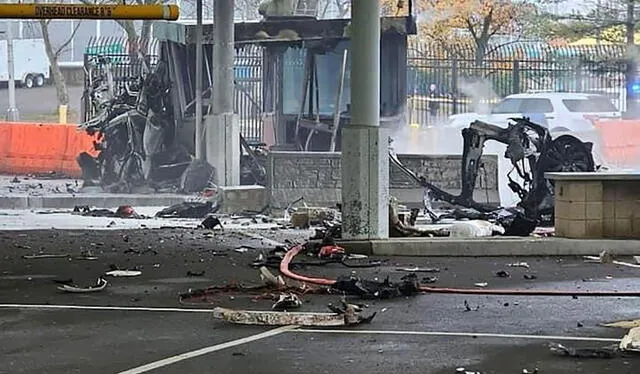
25, 77, 33, 88
36, 75, 44, 86
541, 135, 595, 173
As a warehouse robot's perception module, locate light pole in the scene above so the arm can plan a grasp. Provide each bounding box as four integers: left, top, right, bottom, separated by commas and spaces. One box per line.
195, 0, 204, 159
5, 20, 19, 121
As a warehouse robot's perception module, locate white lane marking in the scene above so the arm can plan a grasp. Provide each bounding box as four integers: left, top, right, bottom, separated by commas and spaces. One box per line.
0, 304, 622, 343
0, 304, 216, 313
117, 325, 297, 374
291, 329, 622, 343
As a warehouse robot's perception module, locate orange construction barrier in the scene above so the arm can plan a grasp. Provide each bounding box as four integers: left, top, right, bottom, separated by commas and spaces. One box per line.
0, 122, 98, 178
593, 119, 640, 168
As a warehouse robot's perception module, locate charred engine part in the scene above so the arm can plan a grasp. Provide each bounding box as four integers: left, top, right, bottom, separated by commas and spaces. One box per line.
155, 201, 219, 219
331, 273, 420, 299
390, 117, 595, 234
78, 57, 216, 193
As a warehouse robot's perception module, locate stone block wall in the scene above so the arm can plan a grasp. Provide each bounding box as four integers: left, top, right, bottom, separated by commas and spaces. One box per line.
555, 179, 640, 238
266, 152, 499, 208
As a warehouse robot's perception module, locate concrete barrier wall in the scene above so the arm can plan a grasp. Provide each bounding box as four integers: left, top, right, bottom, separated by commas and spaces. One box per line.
0, 122, 97, 177
266, 152, 499, 209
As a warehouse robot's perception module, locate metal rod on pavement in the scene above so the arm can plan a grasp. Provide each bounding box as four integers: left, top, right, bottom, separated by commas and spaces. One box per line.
195, 0, 204, 159
6, 19, 19, 121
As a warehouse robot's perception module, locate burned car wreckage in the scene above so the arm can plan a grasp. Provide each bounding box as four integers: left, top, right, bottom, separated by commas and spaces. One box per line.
391, 117, 595, 235
78, 54, 264, 193
78, 56, 216, 193
78, 55, 594, 237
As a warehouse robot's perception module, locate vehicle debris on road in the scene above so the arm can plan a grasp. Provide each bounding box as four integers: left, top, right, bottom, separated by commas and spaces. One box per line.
214, 297, 376, 327
271, 293, 302, 311
549, 342, 619, 358
213, 307, 347, 326
74, 205, 144, 219
508, 262, 530, 269
156, 201, 219, 219
620, 327, 640, 353
331, 273, 420, 299
56, 277, 108, 293
105, 270, 142, 277
396, 266, 440, 273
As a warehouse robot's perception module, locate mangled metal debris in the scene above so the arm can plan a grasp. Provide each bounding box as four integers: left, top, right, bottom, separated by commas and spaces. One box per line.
272, 293, 302, 311
331, 273, 420, 299
214, 297, 376, 327
22, 253, 69, 259
390, 117, 596, 236
620, 327, 640, 353
79, 57, 217, 193
549, 342, 618, 359
213, 307, 347, 326
56, 277, 108, 293
105, 270, 142, 277
156, 201, 219, 219
74, 205, 143, 219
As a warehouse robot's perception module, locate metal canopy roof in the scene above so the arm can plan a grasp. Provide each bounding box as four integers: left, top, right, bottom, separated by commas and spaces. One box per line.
153, 16, 416, 45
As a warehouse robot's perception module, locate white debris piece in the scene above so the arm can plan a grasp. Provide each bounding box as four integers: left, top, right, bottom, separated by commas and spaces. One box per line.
449, 220, 504, 238
620, 327, 640, 352
57, 277, 108, 293
105, 270, 142, 277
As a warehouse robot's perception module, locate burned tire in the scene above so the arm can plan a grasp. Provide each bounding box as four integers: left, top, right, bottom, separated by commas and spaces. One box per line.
540, 135, 595, 173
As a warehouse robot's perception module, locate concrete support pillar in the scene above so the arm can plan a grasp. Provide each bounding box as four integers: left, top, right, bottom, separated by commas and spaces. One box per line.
194, 0, 204, 159
205, 0, 240, 186
340, 0, 388, 239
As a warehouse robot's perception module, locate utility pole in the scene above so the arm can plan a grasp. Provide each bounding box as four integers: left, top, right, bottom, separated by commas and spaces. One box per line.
195, 0, 204, 159
205, 0, 239, 186
6, 20, 19, 121
626, 0, 638, 117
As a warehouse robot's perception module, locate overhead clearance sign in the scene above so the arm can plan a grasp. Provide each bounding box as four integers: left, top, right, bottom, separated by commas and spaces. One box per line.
0, 3, 180, 20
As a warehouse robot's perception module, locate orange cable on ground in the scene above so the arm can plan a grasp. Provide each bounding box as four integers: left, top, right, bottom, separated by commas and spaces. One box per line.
280, 243, 640, 297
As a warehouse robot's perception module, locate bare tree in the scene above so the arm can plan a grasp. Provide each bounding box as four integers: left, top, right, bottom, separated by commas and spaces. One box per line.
317, 0, 350, 18
38, 19, 81, 106
235, 0, 263, 20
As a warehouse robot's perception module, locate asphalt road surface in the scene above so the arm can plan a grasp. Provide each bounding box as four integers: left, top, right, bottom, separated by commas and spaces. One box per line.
1, 229, 639, 374
0, 84, 83, 122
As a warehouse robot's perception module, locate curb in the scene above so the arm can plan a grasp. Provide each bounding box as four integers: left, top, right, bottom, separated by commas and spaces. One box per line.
338, 237, 640, 257
0, 194, 189, 209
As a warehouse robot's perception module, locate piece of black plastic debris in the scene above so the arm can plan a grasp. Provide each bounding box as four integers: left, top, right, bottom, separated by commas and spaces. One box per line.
272, 293, 302, 311
187, 270, 206, 277
422, 276, 438, 284
495, 270, 510, 278
464, 300, 479, 312
577, 322, 584, 328
10, 176, 20, 183
524, 274, 537, 280
232, 352, 246, 357
201, 215, 223, 230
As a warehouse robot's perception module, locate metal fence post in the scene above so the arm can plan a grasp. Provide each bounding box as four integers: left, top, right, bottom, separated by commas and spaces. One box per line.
575, 62, 584, 92
451, 58, 458, 115
512, 59, 520, 94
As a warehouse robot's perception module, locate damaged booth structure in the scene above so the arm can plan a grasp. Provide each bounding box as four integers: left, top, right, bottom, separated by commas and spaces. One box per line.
152, 13, 416, 153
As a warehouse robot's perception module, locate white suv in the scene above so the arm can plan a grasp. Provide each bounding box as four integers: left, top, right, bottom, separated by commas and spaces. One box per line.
446, 92, 621, 132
